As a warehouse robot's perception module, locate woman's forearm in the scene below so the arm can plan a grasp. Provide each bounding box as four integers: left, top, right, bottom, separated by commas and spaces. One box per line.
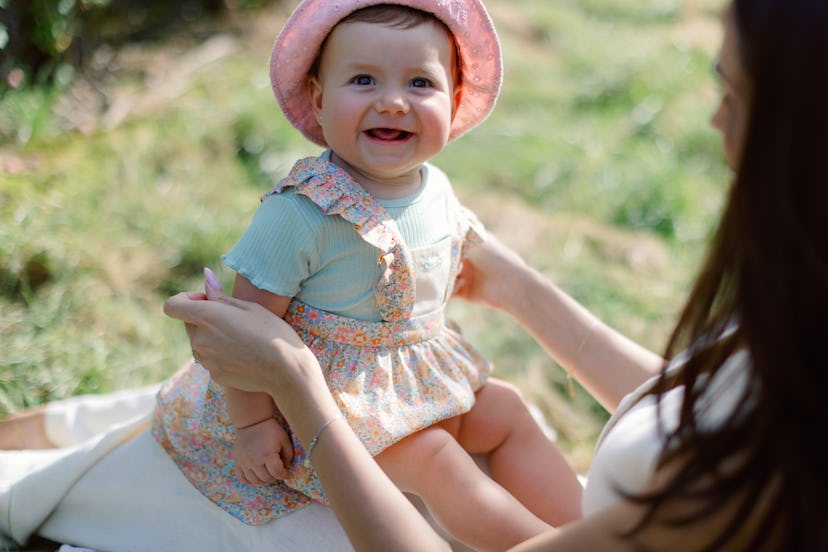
499, 263, 663, 413
263, 363, 450, 552
308, 416, 451, 551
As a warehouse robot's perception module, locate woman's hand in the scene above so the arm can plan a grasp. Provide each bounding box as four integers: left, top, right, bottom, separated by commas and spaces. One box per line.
456, 234, 662, 411
454, 232, 530, 314
164, 278, 452, 552
163, 284, 325, 419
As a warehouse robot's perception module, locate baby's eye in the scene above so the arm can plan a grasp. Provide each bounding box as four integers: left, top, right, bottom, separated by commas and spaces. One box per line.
351, 74, 375, 86
410, 78, 432, 88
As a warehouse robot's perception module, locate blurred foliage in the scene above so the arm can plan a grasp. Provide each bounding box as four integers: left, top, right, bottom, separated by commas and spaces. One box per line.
0, 0, 278, 86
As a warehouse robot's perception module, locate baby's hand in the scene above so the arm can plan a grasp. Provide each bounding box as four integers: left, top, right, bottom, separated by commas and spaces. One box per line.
233, 418, 294, 484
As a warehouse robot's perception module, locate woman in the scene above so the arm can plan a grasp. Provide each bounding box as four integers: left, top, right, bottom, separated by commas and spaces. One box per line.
165, 0, 828, 549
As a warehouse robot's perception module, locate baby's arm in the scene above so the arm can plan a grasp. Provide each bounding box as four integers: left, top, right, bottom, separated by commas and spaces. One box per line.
225, 274, 294, 484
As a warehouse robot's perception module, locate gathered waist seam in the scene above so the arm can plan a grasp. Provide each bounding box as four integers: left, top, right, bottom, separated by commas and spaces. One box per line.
285, 301, 445, 347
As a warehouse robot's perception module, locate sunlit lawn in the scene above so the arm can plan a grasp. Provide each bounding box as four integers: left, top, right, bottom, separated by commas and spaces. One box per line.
1, 0, 728, 478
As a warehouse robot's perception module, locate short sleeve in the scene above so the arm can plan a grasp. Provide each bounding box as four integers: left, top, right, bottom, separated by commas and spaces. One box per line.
458, 203, 485, 254
445, 190, 485, 260
222, 193, 319, 297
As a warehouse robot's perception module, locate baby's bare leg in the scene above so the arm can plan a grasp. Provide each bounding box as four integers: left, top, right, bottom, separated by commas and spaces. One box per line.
454, 378, 583, 526
0, 406, 56, 449
376, 427, 551, 552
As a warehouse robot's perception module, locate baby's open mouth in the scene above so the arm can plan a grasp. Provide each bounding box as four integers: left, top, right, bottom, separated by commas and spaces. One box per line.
365, 128, 413, 141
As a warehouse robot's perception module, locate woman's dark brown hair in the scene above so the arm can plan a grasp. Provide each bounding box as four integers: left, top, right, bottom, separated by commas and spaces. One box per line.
629, 0, 828, 549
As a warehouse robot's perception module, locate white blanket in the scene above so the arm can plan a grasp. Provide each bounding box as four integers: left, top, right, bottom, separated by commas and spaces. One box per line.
0, 386, 357, 551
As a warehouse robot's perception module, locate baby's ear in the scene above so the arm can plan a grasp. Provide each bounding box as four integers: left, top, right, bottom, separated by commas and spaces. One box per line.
308, 77, 324, 124
452, 84, 464, 122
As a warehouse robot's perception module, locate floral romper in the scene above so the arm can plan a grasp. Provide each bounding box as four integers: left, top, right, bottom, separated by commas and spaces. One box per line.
152, 156, 492, 525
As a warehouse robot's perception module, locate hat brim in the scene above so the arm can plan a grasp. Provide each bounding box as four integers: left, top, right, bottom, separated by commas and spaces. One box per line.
270, 0, 502, 147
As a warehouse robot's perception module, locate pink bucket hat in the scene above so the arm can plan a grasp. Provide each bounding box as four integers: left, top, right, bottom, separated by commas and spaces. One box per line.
270, 0, 502, 147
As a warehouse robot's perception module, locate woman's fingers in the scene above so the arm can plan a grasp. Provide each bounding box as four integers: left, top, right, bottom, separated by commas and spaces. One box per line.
164, 290, 262, 344
163, 291, 207, 323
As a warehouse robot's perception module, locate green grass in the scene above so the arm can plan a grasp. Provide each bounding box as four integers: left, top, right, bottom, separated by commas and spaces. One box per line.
1, 0, 728, 483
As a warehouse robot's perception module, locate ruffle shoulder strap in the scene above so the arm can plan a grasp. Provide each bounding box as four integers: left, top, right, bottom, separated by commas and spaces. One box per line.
263, 156, 415, 322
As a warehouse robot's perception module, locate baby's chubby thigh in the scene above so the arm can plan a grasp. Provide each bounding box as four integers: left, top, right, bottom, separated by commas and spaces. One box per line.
371, 380, 521, 502
449, 377, 540, 454
372, 379, 523, 495
374, 425, 478, 497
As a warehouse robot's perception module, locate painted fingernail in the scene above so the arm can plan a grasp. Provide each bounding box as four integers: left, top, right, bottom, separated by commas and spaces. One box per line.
204, 267, 222, 291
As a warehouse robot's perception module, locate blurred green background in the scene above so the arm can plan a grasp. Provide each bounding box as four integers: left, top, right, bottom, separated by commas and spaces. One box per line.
1, 0, 728, 487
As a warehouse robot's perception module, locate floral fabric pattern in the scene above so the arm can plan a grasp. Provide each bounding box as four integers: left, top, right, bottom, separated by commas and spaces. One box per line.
152, 155, 490, 525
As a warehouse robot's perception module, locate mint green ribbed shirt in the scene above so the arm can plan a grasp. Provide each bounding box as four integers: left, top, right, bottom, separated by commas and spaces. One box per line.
222, 159, 465, 322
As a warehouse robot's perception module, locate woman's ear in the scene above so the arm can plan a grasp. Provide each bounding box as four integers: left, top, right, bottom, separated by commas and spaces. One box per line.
308, 76, 324, 125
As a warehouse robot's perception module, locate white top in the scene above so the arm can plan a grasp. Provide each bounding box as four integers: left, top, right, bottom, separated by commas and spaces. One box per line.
582, 349, 755, 515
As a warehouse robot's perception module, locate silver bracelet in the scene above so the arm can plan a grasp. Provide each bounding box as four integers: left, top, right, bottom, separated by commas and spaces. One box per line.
306, 415, 345, 460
